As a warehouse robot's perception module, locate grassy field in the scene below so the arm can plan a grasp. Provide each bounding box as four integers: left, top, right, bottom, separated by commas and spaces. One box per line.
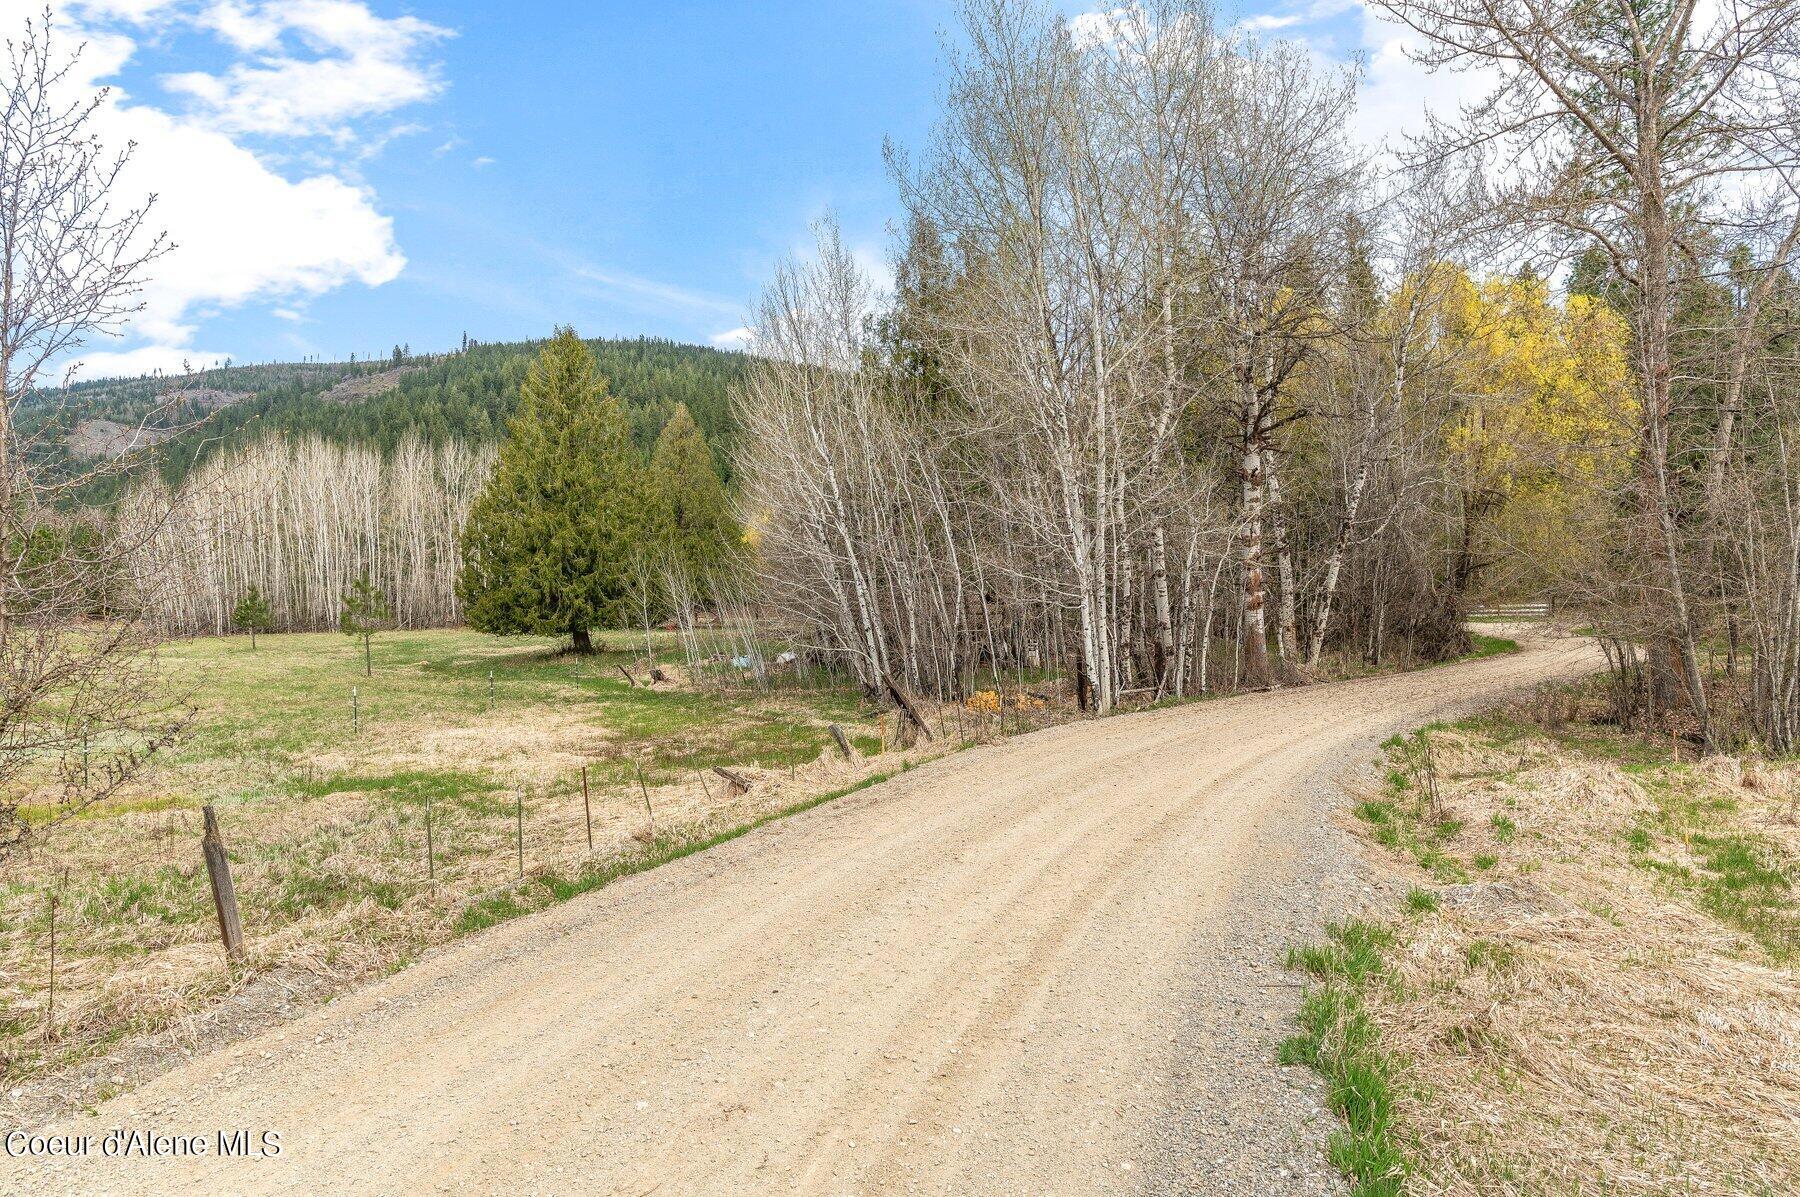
1283, 680, 1798, 1195
0, 627, 939, 1091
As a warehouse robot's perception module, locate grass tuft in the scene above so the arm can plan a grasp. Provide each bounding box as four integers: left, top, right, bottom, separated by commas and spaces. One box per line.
1404, 887, 1439, 914
1279, 919, 1409, 1195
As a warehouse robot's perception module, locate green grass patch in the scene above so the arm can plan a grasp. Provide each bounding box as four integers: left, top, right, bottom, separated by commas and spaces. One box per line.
1279, 919, 1409, 1195
1600, 753, 1797, 961
1685, 832, 1795, 961
1464, 633, 1520, 660
1364, 734, 1476, 882
1440, 684, 1794, 963
1404, 887, 1439, 914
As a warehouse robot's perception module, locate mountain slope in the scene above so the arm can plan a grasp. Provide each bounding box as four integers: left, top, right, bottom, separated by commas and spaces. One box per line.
28, 337, 746, 501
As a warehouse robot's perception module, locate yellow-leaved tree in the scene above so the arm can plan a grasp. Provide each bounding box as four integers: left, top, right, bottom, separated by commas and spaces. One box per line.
1436, 271, 1636, 597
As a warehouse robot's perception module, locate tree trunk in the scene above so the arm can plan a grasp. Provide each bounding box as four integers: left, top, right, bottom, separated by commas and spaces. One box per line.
1150, 525, 1175, 693
1262, 441, 1302, 680
572, 624, 594, 655
1636, 167, 1712, 744
1238, 397, 1274, 690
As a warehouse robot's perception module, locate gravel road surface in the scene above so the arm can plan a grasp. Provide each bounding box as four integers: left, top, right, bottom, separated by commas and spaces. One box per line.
2, 629, 1597, 1196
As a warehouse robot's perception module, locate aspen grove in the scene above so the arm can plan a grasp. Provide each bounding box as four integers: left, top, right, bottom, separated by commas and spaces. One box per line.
731, 0, 1606, 710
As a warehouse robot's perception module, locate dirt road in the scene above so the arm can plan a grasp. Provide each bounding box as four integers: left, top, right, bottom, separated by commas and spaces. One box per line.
3, 631, 1597, 1196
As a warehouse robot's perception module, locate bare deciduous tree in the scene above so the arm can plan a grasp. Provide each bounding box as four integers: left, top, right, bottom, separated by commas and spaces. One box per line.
1, 11, 184, 854
1374, 0, 1800, 741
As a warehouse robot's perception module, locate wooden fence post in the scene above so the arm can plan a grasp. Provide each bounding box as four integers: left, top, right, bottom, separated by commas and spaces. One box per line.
351, 685, 360, 736
883, 673, 935, 741
202, 805, 246, 965
582, 765, 593, 851
487, 669, 495, 711
635, 763, 655, 839
45, 888, 57, 1038
424, 791, 435, 885
515, 790, 524, 878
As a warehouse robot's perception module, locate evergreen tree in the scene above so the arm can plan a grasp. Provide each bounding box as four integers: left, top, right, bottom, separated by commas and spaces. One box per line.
339, 574, 393, 676
458, 328, 647, 652
232, 585, 274, 650
649, 402, 738, 585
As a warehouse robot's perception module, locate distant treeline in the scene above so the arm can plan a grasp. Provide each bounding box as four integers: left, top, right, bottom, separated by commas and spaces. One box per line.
35, 337, 746, 503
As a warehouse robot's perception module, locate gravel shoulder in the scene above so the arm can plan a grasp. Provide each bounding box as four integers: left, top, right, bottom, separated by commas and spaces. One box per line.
1, 630, 1599, 1196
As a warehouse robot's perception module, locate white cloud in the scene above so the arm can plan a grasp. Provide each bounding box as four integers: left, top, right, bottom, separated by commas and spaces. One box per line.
195, 0, 280, 50
69, 342, 233, 380
1238, 13, 1303, 31
70, 0, 182, 21
709, 327, 753, 351
1136, 1, 1494, 153
0, 2, 446, 382
851, 243, 896, 301
114, 102, 405, 330
1067, 8, 1134, 50
574, 266, 745, 322
1348, 5, 1498, 154
470, 155, 494, 169
168, 1, 450, 138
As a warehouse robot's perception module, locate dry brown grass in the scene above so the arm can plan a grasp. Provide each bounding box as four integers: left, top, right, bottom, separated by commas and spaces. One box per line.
1351, 712, 1799, 1194
0, 730, 951, 1108
0, 625, 1058, 1118
305, 707, 618, 786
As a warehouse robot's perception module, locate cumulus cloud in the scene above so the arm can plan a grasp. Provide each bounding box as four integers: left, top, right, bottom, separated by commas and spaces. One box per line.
1349, 6, 1496, 153
709, 327, 753, 351
170, 0, 450, 139
0, 1, 447, 382
113, 102, 406, 333
1066, 8, 1135, 50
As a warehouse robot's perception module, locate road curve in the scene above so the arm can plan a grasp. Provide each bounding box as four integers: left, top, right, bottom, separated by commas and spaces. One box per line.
4, 631, 1598, 1197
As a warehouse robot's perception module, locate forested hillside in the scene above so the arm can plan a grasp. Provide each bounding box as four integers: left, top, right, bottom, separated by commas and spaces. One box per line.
26, 336, 744, 501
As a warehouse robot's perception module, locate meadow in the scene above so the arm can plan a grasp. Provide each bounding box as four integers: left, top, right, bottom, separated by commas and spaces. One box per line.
0, 627, 924, 1094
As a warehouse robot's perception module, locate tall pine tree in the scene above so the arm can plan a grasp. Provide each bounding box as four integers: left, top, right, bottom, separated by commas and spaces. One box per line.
458, 328, 647, 652
649, 402, 738, 584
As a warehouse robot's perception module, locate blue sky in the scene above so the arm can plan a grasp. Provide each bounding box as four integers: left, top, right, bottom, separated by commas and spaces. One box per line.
8, 1, 1423, 380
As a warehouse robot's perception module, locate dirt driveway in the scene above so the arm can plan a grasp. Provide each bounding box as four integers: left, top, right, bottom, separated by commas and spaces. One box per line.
2, 630, 1598, 1196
